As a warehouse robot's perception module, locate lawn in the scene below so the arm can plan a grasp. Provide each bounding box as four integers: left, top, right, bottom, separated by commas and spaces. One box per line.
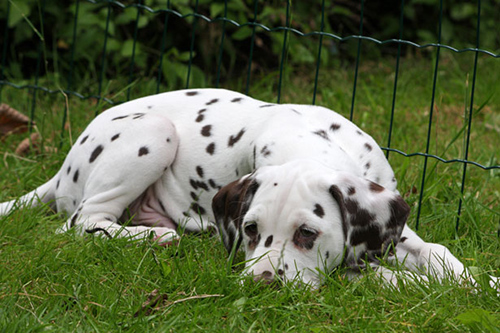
1, 54, 499, 332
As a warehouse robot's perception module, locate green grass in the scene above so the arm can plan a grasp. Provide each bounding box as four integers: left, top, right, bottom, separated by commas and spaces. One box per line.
1, 54, 499, 332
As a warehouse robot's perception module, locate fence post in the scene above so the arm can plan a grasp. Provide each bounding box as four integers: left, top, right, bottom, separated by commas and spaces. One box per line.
386, 0, 406, 160
312, 0, 326, 106
349, 0, 365, 121
0, 0, 10, 103
127, 0, 142, 101
415, 0, 444, 231
156, 0, 171, 94
456, 0, 482, 231
96, 2, 112, 115
244, 0, 259, 96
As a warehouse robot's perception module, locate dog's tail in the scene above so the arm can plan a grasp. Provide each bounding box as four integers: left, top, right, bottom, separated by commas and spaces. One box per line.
0, 177, 57, 216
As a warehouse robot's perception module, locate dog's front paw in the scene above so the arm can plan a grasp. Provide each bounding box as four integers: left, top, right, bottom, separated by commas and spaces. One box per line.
153, 228, 180, 246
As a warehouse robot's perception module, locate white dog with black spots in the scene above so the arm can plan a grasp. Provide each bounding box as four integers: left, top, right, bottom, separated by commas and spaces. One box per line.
1, 89, 498, 290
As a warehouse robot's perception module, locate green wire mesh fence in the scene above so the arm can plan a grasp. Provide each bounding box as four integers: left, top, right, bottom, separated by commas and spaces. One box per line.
0, 0, 499, 232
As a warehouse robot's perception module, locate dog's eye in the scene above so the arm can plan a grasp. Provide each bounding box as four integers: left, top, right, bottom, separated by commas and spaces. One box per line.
244, 221, 258, 237
299, 226, 317, 238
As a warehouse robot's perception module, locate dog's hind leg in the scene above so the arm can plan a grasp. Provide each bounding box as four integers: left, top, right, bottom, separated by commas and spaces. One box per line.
0, 178, 57, 216
56, 112, 181, 244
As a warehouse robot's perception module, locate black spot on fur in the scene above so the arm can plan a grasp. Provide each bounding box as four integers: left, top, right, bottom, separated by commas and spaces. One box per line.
388, 198, 410, 229
190, 179, 209, 191
369, 182, 384, 193
228, 128, 246, 147
274, 183, 278, 186
231, 97, 243, 103
260, 145, 272, 157
56, 179, 60, 189
313, 204, 325, 218
206, 98, 219, 105
190, 192, 198, 201
206, 143, 215, 155
196, 166, 204, 178
132, 113, 145, 119
67, 166, 71, 175
325, 251, 330, 259
312, 130, 330, 141
80, 135, 89, 145
290, 109, 301, 115
330, 123, 341, 131
112, 115, 128, 121
400, 236, 407, 243
196, 109, 207, 122
364, 143, 373, 151
259, 104, 274, 108
73, 170, 79, 183
350, 224, 382, 250
253, 146, 257, 169
208, 179, 220, 190
147, 105, 153, 109
166, 137, 171, 143
264, 235, 273, 247
345, 199, 375, 227
356, 130, 363, 136
201, 125, 212, 137
191, 203, 206, 215
365, 162, 371, 169
111, 133, 120, 141
347, 187, 356, 195
186, 91, 198, 96
70, 213, 79, 227
138, 147, 149, 156
85, 227, 112, 239
89, 145, 104, 163
284, 263, 289, 270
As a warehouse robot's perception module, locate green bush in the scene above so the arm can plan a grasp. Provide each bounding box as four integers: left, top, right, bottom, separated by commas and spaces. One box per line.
0, 0, 498, 88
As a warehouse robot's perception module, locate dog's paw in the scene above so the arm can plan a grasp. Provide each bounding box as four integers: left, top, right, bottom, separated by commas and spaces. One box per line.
153, 228, 180, 246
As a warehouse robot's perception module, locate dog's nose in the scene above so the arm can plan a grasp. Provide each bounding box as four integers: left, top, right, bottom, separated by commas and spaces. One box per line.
253, 270, 274, 284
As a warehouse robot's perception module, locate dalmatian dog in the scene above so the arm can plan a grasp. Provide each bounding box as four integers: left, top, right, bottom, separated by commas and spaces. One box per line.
0, 88, 498, 289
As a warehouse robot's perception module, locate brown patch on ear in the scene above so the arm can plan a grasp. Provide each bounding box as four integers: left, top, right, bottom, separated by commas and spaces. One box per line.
212, 176, 260, 253
329, 180, 410, 267
388, 196, 410, 230
329, 185, 348, 239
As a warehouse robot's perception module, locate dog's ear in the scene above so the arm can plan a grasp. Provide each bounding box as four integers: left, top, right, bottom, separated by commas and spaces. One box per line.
212, 175, 260, 254
328, 176, 410, 267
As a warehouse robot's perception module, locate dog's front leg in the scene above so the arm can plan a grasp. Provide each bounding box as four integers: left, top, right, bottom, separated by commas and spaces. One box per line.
391, 226, 499, 291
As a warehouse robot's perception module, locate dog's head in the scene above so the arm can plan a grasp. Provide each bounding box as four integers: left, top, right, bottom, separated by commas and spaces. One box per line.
212, 160, 410, 287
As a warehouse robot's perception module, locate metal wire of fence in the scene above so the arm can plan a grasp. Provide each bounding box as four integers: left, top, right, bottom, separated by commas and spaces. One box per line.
0, 0, 499, 232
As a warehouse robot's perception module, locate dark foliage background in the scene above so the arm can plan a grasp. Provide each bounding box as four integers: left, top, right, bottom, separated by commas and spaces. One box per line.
1, 0, 499, 88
